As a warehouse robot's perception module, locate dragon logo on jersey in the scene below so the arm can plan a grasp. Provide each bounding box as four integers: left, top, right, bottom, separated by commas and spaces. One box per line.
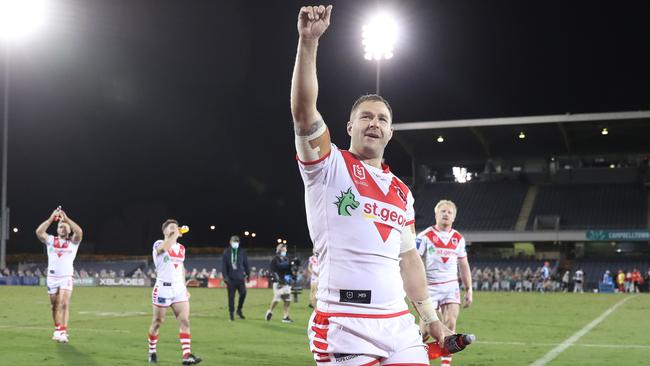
334, 188, 360, 216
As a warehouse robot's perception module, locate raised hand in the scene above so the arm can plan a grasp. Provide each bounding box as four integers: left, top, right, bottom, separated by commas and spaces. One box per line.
297, 5, 333, 40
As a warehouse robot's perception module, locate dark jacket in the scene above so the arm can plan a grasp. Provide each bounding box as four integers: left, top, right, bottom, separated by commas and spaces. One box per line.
270, 254, 292, 285
222, 247, 250, 283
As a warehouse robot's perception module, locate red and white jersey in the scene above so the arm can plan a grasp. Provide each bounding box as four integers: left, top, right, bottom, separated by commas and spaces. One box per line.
298, 144, 415, 316
45, 235, 80, 277
416, 226, 467, 284
152, 241, 186, 285
308, 255, 319, 283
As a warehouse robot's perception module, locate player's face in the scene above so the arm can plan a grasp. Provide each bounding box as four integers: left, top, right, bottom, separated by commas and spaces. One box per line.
435, 204, 456, 227
163, 223, 179, 237
347, 101, 393, 159
57, 223, 70, 238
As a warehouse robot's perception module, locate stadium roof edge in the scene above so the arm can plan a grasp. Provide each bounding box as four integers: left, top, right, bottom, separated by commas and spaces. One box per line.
393, 110, 650, 131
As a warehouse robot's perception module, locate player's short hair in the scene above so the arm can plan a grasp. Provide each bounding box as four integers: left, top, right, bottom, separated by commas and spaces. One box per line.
434, 200, 457, 215
350, 94, 393, 122
161, 219, 179, 232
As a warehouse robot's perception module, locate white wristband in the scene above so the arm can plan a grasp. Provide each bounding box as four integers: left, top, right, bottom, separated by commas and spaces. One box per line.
414, 298, 439, 324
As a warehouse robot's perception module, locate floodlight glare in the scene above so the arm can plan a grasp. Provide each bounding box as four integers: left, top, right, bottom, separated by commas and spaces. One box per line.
518, 131, 526, 139
436, 136, 444, 143
0, 0, 50, 43
362, 13, 397, 61
601, 127, 608, 135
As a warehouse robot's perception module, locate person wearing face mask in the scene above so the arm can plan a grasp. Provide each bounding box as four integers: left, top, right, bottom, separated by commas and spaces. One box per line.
222, 235, 250, 321
265, 244, 293, 323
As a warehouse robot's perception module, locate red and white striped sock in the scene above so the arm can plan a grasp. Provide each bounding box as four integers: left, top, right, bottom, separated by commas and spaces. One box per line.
441, 355, 452, 366
57, 325, 67, 335
179, 332, 191, 358
148, 333, 158, 354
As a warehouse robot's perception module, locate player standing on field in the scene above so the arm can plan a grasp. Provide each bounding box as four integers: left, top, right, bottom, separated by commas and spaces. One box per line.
291, 5, 453, 365
35, 207, 83, 343
416, 200, 473, 366
147, 219, 201, 365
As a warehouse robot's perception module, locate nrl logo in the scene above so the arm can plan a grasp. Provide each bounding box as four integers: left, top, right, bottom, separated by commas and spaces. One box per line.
353, 164, 366, 180
334, 187, 360, 216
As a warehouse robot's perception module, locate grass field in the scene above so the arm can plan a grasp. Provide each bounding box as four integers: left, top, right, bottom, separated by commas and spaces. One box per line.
0, 287, 648, 366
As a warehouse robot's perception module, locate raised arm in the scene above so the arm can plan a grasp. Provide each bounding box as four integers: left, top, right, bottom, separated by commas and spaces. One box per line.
58, 210, 83, 243
35, 209, 59, 244
292, 5, 333, 163
155, 227, 180, 255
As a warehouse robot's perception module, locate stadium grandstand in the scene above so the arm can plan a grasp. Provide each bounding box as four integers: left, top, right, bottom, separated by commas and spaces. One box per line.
392, 110, 650, 291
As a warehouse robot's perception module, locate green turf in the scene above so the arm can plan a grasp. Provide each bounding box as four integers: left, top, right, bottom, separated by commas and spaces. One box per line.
0, 287, 648, 365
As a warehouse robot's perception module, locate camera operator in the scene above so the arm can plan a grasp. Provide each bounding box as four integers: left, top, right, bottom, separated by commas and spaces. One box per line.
264, 244, 293, 323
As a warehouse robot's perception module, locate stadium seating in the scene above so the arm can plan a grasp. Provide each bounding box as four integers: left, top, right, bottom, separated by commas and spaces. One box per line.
414, 182, 528, 231
527, 183, 648, 230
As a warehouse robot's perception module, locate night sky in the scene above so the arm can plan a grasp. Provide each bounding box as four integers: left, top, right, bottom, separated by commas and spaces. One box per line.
3, 0, 649, 254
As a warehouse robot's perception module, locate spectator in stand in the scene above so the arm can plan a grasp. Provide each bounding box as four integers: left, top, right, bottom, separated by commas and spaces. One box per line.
480, 269, 490, 291
540, 262, 551, 293
562, 271, 570, 292
602, 270, 613, 286
616, 270, 625, 293
573, 268, 584, 293
625, 270, 633, 293
209, 268, 218, 279
492, 267, 501, 291
631, 269, 644, 293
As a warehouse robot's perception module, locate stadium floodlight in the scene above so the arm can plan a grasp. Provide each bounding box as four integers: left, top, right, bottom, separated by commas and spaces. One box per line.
436, 136, 444, 143
601, 127, 608, 135
209, 225, 215, 230
282, 239, 287, 244
277, 238, 282, 244
362, 12, 397, 94
244, 231, 250, 236
251, 232, 256, 238
518, 131, 526, 139
1, 0, 50, 269
452, 167, 472, 183
0, 0, 50, 43
12, 227, 17, 233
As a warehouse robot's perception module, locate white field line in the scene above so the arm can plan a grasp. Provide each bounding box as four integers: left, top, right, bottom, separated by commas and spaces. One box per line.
529, 295, 635, 366
478, 340, 650, 349
78, 311, 147, 317
0, 325, 130, 333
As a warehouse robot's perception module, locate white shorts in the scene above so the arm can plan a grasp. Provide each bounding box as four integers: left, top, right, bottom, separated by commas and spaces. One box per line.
46, 276, 73, 295
152, 282, 188, 307
427, 280, 461, 309
273, 282, 292, 302
308, 310, 428, 366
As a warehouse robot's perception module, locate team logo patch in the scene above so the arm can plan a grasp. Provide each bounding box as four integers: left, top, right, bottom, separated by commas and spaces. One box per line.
353, 164, 366, 180
334, 188, 360, 216
415, 237, 422, 250
452, 237, 458, 246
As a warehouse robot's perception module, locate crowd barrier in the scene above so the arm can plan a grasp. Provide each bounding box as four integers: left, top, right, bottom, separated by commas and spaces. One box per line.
2, 276, 270, 288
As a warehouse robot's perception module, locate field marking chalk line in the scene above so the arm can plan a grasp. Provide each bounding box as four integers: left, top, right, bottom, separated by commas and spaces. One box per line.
529, 295, 636, 366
